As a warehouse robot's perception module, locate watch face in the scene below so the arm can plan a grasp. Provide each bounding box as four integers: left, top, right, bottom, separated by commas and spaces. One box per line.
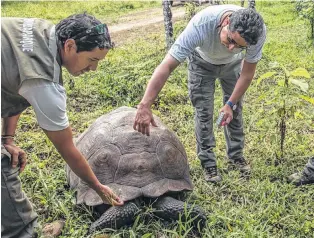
232, 104, 237, 110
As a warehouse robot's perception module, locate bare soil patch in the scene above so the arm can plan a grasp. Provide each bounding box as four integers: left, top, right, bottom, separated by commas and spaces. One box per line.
108, 6, 187, 46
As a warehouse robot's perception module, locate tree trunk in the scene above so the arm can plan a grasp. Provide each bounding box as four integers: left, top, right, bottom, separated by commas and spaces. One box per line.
214, 0, 220, 5
311, 18, 314, 42
241, 0, 245, 7
162, 0, 174, 49
248, 0, 255, 9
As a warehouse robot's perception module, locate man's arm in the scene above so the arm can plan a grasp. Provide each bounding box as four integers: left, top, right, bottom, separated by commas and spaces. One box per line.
44, 127, 123, 206
228, 61, 257, 104
140, 54, 180, 107
220, 61, 257, 125
133, 54, 180, 135
133, 12, 205, 135
1, 114, 21, 145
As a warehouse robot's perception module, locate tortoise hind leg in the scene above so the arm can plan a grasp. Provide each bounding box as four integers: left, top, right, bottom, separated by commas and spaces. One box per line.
89, 202, 139, 233
153, 196, 207, 229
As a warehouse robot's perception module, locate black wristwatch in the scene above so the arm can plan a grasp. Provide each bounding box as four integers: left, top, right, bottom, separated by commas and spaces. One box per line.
226, 100, 237, 111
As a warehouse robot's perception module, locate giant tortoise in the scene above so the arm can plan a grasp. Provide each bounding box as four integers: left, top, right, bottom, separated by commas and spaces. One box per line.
66, 106, 206, 233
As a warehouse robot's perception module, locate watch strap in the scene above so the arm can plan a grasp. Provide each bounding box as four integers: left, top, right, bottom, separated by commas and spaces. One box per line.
226, 100, 234, 108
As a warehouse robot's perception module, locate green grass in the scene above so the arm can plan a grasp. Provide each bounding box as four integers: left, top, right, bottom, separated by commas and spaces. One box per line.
3, 1, 314, 237
1, 0, 160, 24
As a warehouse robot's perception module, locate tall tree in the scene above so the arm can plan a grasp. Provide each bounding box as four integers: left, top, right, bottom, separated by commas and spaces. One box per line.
162, 0, 174, 49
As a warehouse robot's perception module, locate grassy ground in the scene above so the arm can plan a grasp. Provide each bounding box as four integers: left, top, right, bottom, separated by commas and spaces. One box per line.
1, 1, 160, 24
2, 1, 314, 237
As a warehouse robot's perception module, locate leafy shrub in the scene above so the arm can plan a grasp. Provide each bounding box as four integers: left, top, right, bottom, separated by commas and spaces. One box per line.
295, 0, 314, 41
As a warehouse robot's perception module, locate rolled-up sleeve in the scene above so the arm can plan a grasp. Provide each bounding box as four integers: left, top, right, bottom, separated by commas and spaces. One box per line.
19, 78, 69, 131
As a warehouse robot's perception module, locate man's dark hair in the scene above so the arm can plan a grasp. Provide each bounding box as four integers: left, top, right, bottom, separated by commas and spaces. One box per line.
55, 13, 113, 52
229, 8, 264, 45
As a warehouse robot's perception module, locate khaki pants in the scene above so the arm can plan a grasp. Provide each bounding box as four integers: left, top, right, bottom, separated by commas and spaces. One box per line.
1, 145, 37, 238
188, 52, 244, 168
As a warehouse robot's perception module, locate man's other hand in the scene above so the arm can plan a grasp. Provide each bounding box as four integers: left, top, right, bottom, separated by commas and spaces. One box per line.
3, 144, 27, 173
219, 104, 233, 126
133, 104, 157, 136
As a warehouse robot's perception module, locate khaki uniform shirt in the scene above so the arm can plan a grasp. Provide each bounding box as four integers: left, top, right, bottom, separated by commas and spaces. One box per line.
1, 17, 62, 117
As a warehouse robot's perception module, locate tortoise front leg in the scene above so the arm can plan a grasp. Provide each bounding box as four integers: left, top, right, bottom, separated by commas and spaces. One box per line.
89, 202, 139, 233
153, 196, 207, 229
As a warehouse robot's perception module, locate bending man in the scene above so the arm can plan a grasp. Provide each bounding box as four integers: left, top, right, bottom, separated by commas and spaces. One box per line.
133, 5, 266, 183
1, 13, 123, 238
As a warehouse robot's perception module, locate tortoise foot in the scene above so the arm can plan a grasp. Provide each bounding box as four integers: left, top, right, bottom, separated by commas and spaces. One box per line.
153, 196, 207, 229
89, 202, 139, 233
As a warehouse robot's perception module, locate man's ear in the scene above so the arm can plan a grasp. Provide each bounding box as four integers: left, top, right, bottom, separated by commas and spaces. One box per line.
222, 17, 230, 27
64, 39, 77, 53
227, 16, 230, 24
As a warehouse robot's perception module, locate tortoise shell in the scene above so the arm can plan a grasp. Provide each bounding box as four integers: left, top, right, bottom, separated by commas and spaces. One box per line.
66, 106, 193, 206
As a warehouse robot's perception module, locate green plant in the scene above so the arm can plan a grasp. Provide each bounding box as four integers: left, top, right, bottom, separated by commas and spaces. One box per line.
256, 64, 312, 159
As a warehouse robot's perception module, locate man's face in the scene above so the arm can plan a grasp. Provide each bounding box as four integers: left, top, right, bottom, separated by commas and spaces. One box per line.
220, 25, 248, 52
62, 39, 109, 77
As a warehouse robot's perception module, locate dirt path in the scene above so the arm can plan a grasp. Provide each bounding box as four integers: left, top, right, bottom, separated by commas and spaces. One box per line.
108, 5, 187, 46
110, 6, 186, 33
